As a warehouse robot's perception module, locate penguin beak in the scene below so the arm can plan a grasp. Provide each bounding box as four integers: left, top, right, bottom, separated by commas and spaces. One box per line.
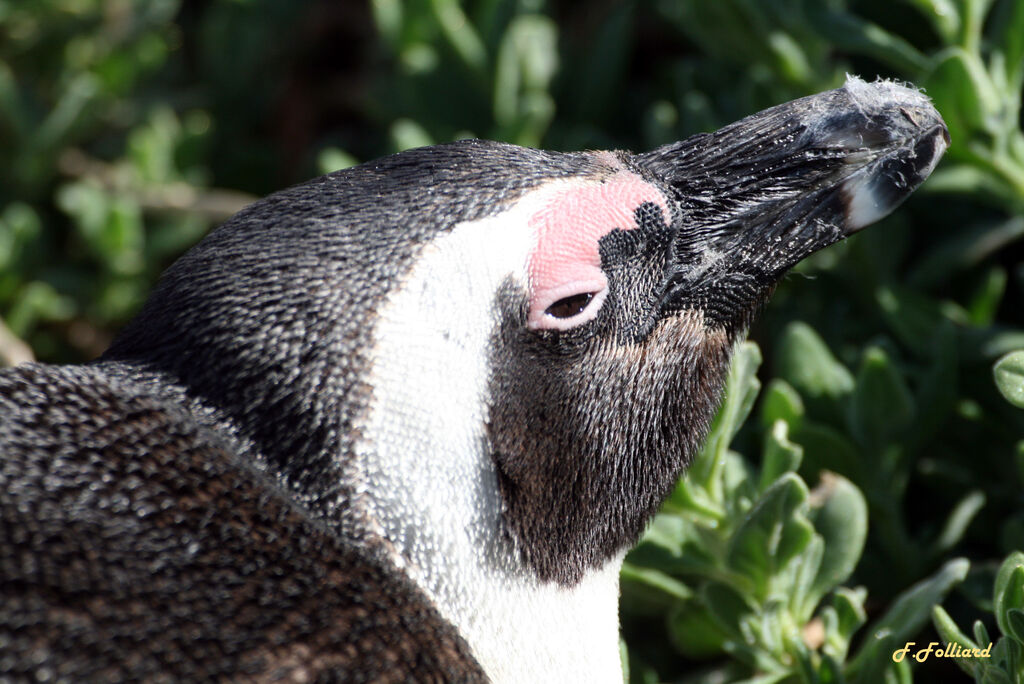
638, 76, 948, 326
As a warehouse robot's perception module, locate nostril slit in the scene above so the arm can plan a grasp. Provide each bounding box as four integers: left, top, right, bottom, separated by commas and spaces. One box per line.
899, 107, 920, 128
843, 149, 873, 164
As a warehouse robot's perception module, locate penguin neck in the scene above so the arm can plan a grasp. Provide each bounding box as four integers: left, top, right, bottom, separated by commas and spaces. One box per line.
356, 425, 626, 682
352, 196, 627, 682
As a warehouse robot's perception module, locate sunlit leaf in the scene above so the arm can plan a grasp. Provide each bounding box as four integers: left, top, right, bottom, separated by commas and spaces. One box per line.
995, 552, 1024, 640
994, 352, 1024, 408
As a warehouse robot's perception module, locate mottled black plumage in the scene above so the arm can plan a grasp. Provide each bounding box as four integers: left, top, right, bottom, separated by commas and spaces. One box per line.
1, 364, 484, 681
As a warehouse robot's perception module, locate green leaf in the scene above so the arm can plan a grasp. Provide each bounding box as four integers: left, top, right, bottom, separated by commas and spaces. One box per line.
970, 330, 1024, 363
959, 0, 996, 52
103, 196, 145, 275
748, 599, 787, 660
995, 552, 1024, 640
919, 164, 1023, 208
759, 420, 804, 491
813, 653, 844, 684
1016, 441, 1024, 488
994, 352, 1024, 408
850, 558, 970, 674
619, 562, 693, 617
848, 630, 900, 684
1006, 609, 1024, 644
619, 638, 629, 684
910, 321, 958, 451
968, 267, 1008, 326
5, 281, 75, 336
923, 47, 1002, 144
909, 216, 1024, 288
979, 637, 1017, 684
664, 478, 725, 522
931, 490, 986, 557
775, 322, 853, 404
32, 72, 99, 152
1000, 636, 1024, 682
726, 673, 791, 684
371, 0, 404, 48
390, 118, 435, 151
493, 13, 557, 145
128, 107, 182, 184
667, 600, 730, 658
824, 587, 867, 662
848, 346, 915, 448
788, 531, 825, 622
875, 286, 946, 356
0, 202, 41, 273
904, 0, 960, 43
806, 473, 868, 612
691, 341, 762, 495
760, 379, 805, 432
766, 31, 812, 84
891, 655, 913, 684
976, 620, 992, 649
317, 147, 359, 174
634, 512, 689, 558
711, 341, 763, 450
56, 181, 110, 248
878, 557, 970, 639
726, 473, 813, 600
702, 580, 755, 643
721, 450, 758, 512
430, 0, 486, 74
793, 421, 864, 486
806, 6, 929, 74
932, 605, 981, 677
993, 0, 1024, 85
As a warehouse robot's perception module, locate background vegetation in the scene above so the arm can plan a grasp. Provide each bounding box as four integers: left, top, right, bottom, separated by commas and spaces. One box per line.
2, 0, 1023, 682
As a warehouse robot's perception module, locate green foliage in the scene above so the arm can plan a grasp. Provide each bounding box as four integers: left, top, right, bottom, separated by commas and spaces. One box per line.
366, 0, 559, 148
933, 551, 1024, 683
995, 351, 1024, 408
624, 342, 969, 683
0, 0, 236, 361
3, 0, 1024, 682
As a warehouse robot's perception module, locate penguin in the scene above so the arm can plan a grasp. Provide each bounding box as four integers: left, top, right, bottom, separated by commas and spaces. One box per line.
0, 76, 947, 682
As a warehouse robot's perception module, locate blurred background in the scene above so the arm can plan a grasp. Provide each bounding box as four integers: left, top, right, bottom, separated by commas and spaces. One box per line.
2, 1, 1023, 682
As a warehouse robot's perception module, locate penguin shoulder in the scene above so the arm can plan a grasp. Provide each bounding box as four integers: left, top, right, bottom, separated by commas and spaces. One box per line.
0, 363, 486, 682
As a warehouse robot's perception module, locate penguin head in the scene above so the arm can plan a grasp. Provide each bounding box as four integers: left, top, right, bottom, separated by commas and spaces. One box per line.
474, 76, 948, 583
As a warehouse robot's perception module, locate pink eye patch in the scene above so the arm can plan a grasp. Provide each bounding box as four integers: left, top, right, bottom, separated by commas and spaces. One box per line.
526, 172, 669, 331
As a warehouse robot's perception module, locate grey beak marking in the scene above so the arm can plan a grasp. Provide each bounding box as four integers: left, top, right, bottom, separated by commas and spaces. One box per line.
831, 77, 949, 231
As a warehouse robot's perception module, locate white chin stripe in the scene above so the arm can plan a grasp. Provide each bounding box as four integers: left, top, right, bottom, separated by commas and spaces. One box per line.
841, 172, 889, 231
353, 176, 636, 683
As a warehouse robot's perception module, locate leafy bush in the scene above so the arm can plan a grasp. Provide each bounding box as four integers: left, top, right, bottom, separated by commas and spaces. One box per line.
933, 551, 1024, 684
623, 341, 971, 683
2, 1, 1023, 682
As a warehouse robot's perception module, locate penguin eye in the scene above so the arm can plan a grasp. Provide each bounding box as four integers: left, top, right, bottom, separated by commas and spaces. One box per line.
545, 292, 595, 319
527, 279, 608, 331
